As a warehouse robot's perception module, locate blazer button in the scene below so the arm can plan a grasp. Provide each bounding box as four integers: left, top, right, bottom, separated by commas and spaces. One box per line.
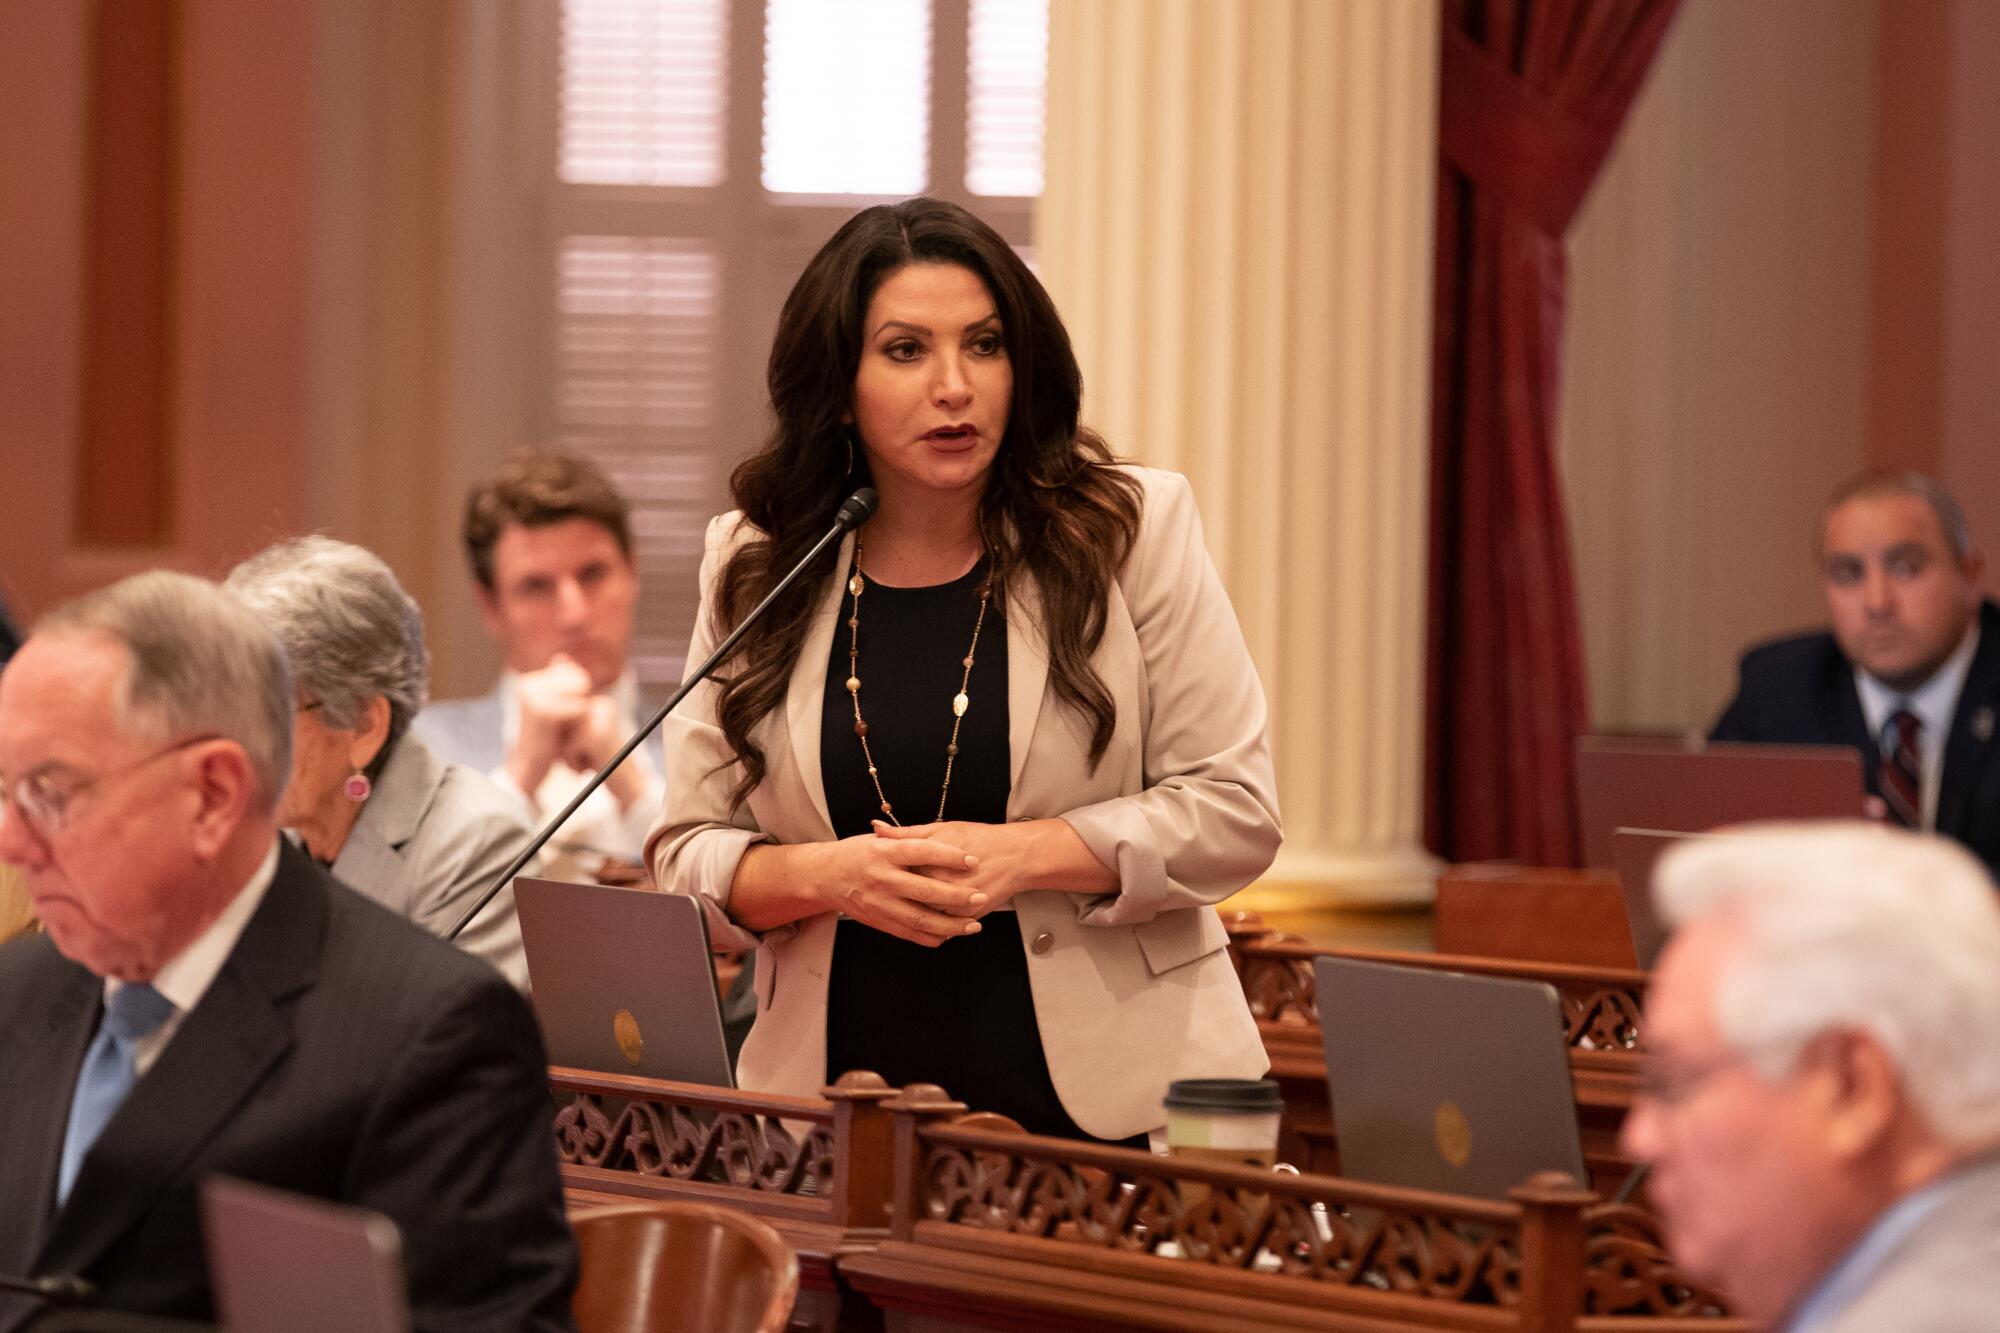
1031, 931, 1055, 955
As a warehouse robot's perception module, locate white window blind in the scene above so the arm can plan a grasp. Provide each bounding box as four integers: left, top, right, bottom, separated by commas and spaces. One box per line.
762, 0, 931, 194
549, 0, 1044, 694
554, 237, 721, 682
559, 0, 728, 186
967, 0, 1047, 196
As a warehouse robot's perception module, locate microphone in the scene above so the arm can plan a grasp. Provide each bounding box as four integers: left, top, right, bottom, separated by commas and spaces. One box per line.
448, 487, 879, 940
0, 1270, 96, 1305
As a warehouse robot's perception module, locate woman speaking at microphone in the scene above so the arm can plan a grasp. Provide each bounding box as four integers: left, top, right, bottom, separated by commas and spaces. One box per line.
649, 197, 1279, 1144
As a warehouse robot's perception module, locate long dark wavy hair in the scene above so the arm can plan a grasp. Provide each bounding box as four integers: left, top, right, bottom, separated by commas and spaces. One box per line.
712, 197, 1142, 807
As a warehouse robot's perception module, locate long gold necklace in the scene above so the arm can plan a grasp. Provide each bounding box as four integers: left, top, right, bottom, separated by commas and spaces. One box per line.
844, 535, 991, 825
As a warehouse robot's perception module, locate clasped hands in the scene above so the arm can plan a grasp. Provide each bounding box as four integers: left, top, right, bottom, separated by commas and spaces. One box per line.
820, 819, 1041, 948
506, 654, 647, 811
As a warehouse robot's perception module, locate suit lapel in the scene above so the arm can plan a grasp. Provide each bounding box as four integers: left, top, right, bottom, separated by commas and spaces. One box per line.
331, 736, 439, 893
1821, 659, 1880, 792
0, 950, 98, 1265
782, 530, 854, 842
1003, 571, 1052, 799
1937, 604, 2000, 840
35, 845, 323, 1278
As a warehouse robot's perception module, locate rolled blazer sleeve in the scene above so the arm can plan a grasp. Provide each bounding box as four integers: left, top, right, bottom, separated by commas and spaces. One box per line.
644, 515, 779, 953
1058, 470, 1282, 926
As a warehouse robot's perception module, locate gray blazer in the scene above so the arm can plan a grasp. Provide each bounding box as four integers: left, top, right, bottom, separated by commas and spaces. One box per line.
1812, 1153, 2000, 1332
329, 732, 532, 988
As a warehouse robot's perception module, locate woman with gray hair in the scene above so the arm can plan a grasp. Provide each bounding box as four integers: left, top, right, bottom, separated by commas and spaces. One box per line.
226, 537, 532, 987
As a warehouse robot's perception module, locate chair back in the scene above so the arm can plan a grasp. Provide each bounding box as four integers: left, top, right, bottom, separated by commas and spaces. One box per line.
570, 1201, 799, 1333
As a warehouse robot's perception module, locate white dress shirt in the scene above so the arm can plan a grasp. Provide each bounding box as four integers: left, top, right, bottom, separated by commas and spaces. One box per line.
110, 838, 279, 1078
1855, 621, 1980, 832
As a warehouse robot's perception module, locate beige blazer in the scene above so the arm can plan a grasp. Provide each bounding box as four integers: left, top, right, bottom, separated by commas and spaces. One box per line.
647, 466, 1279, 1139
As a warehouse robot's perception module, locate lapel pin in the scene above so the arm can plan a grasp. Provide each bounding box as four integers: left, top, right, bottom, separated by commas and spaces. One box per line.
1974, 707, 1995, 744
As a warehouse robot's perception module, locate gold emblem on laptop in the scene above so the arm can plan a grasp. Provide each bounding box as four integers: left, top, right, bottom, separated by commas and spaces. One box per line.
1434, 1101, 1473, 1168
612, 1009, 644, 1068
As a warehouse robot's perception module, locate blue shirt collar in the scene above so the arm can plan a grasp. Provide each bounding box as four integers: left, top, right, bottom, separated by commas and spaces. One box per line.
1781, 1152, 1998, 1333
1855, 619, 1979, 753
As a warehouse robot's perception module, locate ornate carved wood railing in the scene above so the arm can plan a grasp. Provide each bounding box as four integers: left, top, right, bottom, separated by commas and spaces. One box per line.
548, 1067, 896, 1331
837, 1085, 1743, 1333
1221, 921, 1648, 1191
1235, 939, 1647, 1051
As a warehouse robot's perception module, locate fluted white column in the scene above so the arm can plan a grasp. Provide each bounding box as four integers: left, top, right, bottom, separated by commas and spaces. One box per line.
1040, 0, 1441, 907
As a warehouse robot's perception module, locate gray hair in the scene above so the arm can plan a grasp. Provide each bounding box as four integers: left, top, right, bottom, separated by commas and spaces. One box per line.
1824, 470, 1975, 562
37, 571, 293, 810
1655, 822, 2000, 1147
224, 537, 430, 749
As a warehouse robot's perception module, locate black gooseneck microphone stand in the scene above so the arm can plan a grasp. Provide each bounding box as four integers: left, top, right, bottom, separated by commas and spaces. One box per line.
446, 487, 878, 942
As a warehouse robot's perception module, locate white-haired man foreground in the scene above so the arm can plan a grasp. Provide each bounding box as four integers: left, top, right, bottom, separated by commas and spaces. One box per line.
1622, 822, 2000, 1330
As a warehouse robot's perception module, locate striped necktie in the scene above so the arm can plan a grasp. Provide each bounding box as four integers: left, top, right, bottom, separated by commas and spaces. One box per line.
1879, 708, 1924, 830
58, 982, 176, 1205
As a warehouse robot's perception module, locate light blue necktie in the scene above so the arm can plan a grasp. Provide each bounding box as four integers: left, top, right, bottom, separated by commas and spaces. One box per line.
57, 982, 176, 1205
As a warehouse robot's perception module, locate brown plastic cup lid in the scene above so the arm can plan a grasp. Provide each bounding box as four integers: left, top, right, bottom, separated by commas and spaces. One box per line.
1163, 1078, 1284, 1114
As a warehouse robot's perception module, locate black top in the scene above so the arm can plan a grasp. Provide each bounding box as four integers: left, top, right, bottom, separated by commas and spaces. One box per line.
818, 557, 1009, 835
817, 559, 1099, 1140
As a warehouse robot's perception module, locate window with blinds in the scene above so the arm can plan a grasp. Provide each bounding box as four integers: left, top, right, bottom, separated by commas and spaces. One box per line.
967, 0, 1047, 196
559, 0, 728, 186
549, 0, 1046, 692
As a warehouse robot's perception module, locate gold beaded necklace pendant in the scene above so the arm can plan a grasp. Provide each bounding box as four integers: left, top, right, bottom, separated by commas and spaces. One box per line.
845, 535, 991, 826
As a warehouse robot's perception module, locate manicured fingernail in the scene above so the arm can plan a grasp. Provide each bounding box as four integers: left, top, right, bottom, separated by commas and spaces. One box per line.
963, 854, 978, 868
963, 921, 981, 933
968, 892, 989, 905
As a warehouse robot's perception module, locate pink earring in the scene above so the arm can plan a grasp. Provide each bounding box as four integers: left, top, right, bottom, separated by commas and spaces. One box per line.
344, 772, 372, 802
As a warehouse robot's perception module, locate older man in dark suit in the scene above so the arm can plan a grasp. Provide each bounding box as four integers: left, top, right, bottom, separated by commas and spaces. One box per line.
1711, 471, 2000, 877
0, 572, 576, 1331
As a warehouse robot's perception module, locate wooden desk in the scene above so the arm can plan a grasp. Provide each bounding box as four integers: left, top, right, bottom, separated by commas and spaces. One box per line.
1230, 933, 1646, 1196
839, 1086, 1744, 1332
1434, 864, 1637, 968
549, 1067, 896, 1331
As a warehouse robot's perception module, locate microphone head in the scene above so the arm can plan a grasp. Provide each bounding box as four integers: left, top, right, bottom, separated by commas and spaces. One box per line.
834, 487, 879, 531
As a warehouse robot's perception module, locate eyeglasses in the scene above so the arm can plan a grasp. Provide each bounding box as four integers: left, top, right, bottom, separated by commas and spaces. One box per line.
1634, 1039, 1803, 1107
0, 734, 221, 842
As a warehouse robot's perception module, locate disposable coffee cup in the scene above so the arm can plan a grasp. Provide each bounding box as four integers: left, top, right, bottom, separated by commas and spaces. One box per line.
1164, 1079, 1284, 1207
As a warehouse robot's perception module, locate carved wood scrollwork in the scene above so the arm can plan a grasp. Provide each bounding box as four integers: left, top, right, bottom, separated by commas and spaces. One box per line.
918, 1144, 1521, 1304
552, 1091, 832, 1196
1240, 951, 1648, 1052
1583, 1201, 1731, 1317
1563, 985, 1645, 1051
1241, 955, 1318, 1025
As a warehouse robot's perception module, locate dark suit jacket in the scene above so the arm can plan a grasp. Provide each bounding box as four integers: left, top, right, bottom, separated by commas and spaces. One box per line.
1710, 599, 2000, 877
0, 841, 577, 1332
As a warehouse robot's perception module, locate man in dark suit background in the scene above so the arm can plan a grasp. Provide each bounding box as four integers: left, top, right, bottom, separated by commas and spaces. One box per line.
1711, 471, 1999, 877
0, 572, 577, 1331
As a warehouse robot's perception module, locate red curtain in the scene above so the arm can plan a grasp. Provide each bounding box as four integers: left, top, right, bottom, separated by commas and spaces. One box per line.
1426, 0, 1680, 866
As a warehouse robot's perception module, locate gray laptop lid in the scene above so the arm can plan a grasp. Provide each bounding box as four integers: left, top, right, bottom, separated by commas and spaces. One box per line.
515, 877, 736, 1087
201, 1177, 410, 1333
1314, 956, 1586, 1201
